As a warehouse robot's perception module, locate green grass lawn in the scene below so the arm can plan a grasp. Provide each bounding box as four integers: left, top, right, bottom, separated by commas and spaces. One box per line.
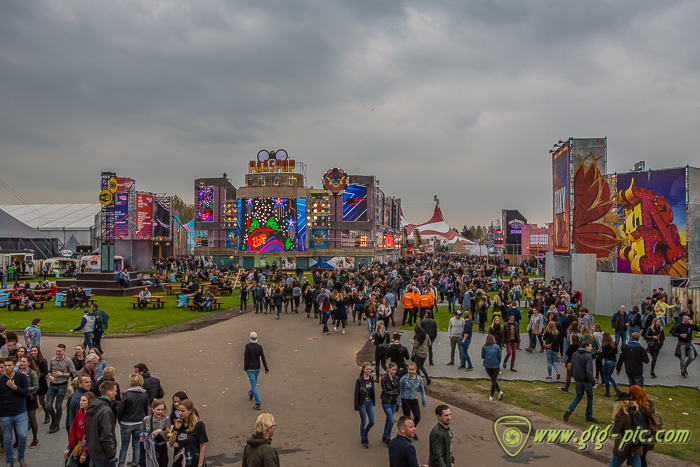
0, 288, 241, 334
453, 378, 699, 463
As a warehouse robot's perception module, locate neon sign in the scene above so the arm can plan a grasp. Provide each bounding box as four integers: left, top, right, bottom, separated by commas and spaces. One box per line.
249, 149, 296, 173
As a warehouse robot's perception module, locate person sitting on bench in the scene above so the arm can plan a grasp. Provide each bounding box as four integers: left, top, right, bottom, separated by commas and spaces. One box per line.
221, 278, 233, 295
202, 289, 215, 311
192, 290, 204, 311
77, 287, 89, 308
22, 290, 36, 311
138, 287, 151, 309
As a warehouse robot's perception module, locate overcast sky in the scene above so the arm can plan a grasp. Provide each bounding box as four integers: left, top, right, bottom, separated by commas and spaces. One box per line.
1, 0, 698, 228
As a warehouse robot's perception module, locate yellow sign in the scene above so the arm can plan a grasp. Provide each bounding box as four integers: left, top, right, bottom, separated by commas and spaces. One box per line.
99, 190, 114, 205
108, 177, 118, 193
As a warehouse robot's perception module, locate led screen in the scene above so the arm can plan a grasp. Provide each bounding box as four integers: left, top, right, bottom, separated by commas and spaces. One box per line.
239, 198, 306, 252
343, 184, 368, 222
114, 192, 129, 238
197, 187, 214, 222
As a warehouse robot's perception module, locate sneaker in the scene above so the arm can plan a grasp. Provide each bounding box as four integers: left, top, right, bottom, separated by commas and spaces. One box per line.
510, 368, 517, 372
466, 367, 474, 371
525, 347, 533, 353
560, 388, 568, 393
489, 396, 494, 401
253, 404, 261, 410
556, 372, 561, 380
49, 424, 60, 434
334, 327, 338, 332
29, 440, 39, 449
382, 436, 386, 443
457, 366, 466, 370
342, 331, 346, 334
360, 441, 368, 449
446, 362, 454, 366
249, 391, 253, 401
650, 373, 657, 379
43, 414, 50, 425
563, 410, 571, 422
681, 372, 687, 378
499, 371, 502, 375
429, 363, 435, 366
545, 376, 552, 380
498, 391, 504, 401
585, 417, 598, 423
503, 361, 507, 369
275, 316, 279, 320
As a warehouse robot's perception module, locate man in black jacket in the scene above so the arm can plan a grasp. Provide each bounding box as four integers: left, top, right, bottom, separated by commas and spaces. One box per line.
134, 363, 164, 405
615, 332, 649, 387
244, 332, 269, 410
564, 341, 596, 422
86, 381, 118, 467
670, 315, 700, 378
0, 357, 29, 466
386, 333, 411, 380
428, 405, 453, 467
389, 416, 426, 467
420, 311, 438, 366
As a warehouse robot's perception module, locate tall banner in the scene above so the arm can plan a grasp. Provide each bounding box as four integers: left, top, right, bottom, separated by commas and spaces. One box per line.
114, 192, 129, 238
135, 193, 154, 238
153, 197, 171, 238
552, 141, 571, 255
616, 168, 687, 276
570, 138, 621, 259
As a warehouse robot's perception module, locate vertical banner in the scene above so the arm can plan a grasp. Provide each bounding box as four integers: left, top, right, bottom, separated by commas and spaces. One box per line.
153, 197, 172, 238
197, 187, 214, 222
114, 192, 129, 238
616, 168, 687, 276
552, 141, 571, 255
135, 193, 154, 238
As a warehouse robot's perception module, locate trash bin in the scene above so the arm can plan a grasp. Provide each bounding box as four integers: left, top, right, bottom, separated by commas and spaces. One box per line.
55, 270, 61, 278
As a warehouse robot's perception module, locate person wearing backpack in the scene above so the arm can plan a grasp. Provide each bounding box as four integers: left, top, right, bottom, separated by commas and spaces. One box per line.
627, 306, 642, 340
91, 304, 109, 355
608, 391, 646, 467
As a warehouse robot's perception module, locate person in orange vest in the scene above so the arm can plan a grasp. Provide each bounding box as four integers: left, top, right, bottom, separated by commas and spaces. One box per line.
419, 293, 431, 321
410, 288, 421, 326
402, 287, 416, 326
427, 288, 436, 315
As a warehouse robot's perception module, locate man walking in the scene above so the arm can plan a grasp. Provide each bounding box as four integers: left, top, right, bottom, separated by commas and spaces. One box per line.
244, 332, 269, 410
91, 303, 109, 355
446, 312, 464, 366
615, 332, 649, 387
428, 405, 454, 467
420, 311, 438, 366
670, 315, 700, 378
611, 306, 628, 348
23, 319, 41, 350
47, 344, 76, 434
389, 416, 427, 467
563, 340, 596, 423
242, 413, 280, 467
85, 381, 118, 467
0, 357, 29, 467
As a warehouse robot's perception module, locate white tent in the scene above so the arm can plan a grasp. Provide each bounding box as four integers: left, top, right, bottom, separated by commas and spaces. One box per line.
0, 204, 100, 247
402, 204, 476, 247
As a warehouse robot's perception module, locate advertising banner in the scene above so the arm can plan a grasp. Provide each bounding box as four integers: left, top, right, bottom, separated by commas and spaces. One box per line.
153, 197, 171, 238
343, 185, 368, 222
552, 141, 571, 255
197, 187, 214, 223
570, 138, 620, 258
502, 210, 527, 254
280, 257, 297, 270
616, 168, 687, 276
135, 193, 153, 238
114, 192, 129, 238
116, 177, 135, 192
239, 198, 306, 252
311, 230, 329, 248
309, 257, 356, 269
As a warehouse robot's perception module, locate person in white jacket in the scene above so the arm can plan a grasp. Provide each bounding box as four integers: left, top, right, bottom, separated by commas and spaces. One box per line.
526, 307, 545, 353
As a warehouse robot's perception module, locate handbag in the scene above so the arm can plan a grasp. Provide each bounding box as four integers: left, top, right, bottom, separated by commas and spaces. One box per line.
544, 344, 552, 349
72, 436, 86, 457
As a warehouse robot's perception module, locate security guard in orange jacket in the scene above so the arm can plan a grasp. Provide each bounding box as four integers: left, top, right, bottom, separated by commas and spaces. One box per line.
401, 287, 415, 326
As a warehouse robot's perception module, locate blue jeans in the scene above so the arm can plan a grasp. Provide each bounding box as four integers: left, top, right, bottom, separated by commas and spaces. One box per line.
83, 331, 94, 349
603, 360, 618, 392
609, 453, 641, 467
202, 300, 212, 311
358, 400, 375, 443
1, 412, 28, 464
546, 349, 559, 377
447, 298, 455, 313
119, 423, 141, 466
627, 325, 639, 340
568, 382, 593, 419
382, 403, 396, 440
90, 460, 118, 467
614, 331, 627, 348
460, 339, 473, 368
46, 383, 68, 425
247, 369, 261, 404
627, 374, 644, 387
322, 313, 330, 333
367, 318, 376, 339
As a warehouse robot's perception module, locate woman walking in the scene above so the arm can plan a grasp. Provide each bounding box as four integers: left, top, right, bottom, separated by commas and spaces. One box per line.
354, 362, 375, 449
526, 307, 544, 352
239, 283, 249, 312
643, 318, 665, 379
477, 296, 488, 333
502, 314, 520, 372
321, 297, 331, 335
481, 334, 503, 401
600, 332, 621, 397
397, 363, 426, 438
29, 346, 49, 424
18, 355, 40, 448
543, 321, 561, 380
117, 374, 150, 467
334, 290, 348, 333
380, 362, 400, 447
378, 298, 392, 331
410, 324, 431, 385
272, 287, 284, 320
371, 321, 390, 381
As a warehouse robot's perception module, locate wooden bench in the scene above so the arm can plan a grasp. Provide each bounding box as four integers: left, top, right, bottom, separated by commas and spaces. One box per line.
129, 301, 166, 310
186, 301, 223, 311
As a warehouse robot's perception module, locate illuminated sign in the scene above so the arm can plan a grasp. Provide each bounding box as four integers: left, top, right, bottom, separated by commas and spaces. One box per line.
249, 149, 296, 173
322, 168, 349, 194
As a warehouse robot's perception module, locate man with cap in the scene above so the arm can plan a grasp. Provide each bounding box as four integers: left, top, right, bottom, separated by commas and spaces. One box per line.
244, 332, 269, 410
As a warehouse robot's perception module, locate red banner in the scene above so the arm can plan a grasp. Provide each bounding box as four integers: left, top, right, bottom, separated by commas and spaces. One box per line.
135, 193, 153, 238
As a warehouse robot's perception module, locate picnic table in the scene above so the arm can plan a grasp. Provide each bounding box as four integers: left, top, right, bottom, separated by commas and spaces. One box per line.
164, 284, 184, 295
129, 295, 167, 309
186, 296, 223, 311
6, 297, 49, 310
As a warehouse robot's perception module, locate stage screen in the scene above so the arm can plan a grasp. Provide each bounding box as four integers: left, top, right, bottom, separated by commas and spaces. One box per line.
616, 168, 687, 276
552, 142, 570, 255
135, 194, 153, 238
114, 192, 129, 238
343, 184, 368, 222
197, 187, 214, 223
153, 197, 171, 238
239, 197, 306, 252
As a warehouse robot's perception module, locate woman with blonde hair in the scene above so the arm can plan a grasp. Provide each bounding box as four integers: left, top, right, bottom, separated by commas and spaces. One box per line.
170, 399, 208, 466
543, 321, 561, 380
140, 399, 171, 467
354, 362, 376, 448
117, 374, 149, 466
371, 321, 390, 381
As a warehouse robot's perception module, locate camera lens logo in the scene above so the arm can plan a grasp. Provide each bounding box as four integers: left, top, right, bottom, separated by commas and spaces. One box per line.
494, 416, 531, 457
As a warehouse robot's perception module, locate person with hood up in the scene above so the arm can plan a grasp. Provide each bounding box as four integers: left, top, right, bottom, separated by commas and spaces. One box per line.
615, 333, 649, 387
69, 307, 96, 350
85, 381, 118, 467
242, 413, 280, 467
117, 374, 150, 467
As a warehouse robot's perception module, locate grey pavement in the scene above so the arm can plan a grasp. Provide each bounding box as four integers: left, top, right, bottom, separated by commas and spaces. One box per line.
400, 331, 700, 388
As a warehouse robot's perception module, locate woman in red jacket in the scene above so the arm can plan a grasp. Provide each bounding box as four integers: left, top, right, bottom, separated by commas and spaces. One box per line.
63, 391, 96, 467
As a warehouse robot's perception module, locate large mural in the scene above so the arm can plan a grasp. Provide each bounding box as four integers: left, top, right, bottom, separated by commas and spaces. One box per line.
552, 142, 570, 255
616, 169, 687, 276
